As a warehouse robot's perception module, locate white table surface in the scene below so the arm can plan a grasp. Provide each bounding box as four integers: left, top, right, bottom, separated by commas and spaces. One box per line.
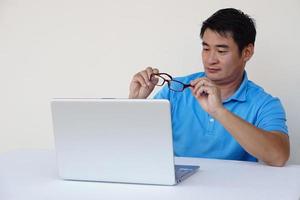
0, 149, 300, 200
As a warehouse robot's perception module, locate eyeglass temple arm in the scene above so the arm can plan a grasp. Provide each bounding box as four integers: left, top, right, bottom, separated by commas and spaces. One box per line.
183, 83, 193, 89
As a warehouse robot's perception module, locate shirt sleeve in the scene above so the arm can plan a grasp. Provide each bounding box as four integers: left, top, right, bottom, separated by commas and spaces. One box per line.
255, 96, 288, 134
153, 85, 171, 100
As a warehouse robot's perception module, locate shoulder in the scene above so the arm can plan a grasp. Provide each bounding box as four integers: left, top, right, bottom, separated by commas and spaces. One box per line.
246, 80, 288, 134
246, 80, 286, 117
246, 80, 279, 104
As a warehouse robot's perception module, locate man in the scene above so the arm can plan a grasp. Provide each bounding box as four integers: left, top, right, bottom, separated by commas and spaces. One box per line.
128, 8, 290, 166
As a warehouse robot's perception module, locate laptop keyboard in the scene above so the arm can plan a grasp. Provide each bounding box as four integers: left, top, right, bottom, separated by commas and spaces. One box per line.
175, 165, 196, 181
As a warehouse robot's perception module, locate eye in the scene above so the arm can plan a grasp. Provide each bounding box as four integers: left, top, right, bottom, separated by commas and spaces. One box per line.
218, 50, 228, 54
203, 48, 210, 51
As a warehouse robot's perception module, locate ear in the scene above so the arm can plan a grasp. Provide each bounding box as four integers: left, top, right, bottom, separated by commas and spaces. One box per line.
242, 43, 254, 62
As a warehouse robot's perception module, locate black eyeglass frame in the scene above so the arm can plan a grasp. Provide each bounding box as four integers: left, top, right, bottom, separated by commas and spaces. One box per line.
150, 72, 192, 92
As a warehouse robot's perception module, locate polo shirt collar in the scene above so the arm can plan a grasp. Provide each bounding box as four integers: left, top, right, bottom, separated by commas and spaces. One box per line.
223, 71, 248, 103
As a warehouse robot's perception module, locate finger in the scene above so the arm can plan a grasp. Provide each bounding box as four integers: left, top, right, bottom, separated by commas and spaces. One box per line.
196, 85, 211, 97
133, 73, 148, 87
149, 68, 160, 85
150, 76, 159, 85
192, 80, 206, 92
198, 85, 209, 95
192, 80, 211, 95
190, 78, 206, 87
140, 70, 151, 86
152, 68, 159, 74
146, 67, 154, 78
192, 82, 213, 96
190, 78, 200, 86
145, 67, 156, 86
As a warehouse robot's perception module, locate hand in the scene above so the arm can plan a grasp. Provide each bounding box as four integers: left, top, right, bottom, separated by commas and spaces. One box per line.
190, 78, 224, 117
129, 67, 159, 99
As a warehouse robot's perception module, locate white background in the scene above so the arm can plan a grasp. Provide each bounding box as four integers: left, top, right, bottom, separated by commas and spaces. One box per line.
0, 0, 299, 163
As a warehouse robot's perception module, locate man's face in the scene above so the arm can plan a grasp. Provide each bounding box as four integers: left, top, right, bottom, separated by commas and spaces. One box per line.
201, 28, 249, 85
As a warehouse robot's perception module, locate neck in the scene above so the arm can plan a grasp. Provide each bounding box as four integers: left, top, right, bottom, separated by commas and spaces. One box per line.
214, 73, 244, 101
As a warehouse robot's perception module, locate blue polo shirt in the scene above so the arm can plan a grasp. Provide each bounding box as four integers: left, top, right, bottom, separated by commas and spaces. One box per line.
154, 71, 288, 162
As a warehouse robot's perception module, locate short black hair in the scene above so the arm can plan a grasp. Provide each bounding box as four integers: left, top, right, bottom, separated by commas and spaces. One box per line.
200, 8, 256, 53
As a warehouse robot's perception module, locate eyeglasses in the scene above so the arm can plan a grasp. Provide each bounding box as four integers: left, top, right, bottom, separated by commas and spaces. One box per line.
150, 73, 192, 92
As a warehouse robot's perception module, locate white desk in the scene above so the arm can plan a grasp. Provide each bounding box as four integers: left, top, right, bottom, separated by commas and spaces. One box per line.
0, 149, 299, 200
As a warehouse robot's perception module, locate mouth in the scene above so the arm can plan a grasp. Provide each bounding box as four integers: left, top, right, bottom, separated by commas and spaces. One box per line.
206, 67, 221, 74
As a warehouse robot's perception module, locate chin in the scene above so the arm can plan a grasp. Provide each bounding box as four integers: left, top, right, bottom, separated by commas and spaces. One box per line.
205, 72, 221, 81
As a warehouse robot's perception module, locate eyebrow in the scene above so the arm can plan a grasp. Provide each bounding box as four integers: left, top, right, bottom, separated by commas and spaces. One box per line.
202, 42, 229, 49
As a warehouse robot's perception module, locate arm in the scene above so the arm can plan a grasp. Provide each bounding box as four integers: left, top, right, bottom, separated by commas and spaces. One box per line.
190, 78, 290, 167
214, 107, 289, 166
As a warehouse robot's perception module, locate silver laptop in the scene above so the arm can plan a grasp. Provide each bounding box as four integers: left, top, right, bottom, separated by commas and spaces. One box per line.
51, 98, 199, 185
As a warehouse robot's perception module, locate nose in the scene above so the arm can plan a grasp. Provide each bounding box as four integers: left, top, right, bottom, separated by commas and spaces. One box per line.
207, 51, 218, 65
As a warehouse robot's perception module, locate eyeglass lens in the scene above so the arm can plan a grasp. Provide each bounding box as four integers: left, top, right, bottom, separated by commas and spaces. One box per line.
168, 80, 185, 92
151, 74, 188, 92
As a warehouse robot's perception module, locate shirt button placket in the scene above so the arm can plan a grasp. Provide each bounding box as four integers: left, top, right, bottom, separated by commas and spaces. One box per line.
206, 116, 215, 135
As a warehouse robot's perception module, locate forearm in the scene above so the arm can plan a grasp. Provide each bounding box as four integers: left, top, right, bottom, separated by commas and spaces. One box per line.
214, 107, 290, 166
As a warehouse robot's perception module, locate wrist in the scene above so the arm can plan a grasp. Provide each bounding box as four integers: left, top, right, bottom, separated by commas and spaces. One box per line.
211, 106, 227, 120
